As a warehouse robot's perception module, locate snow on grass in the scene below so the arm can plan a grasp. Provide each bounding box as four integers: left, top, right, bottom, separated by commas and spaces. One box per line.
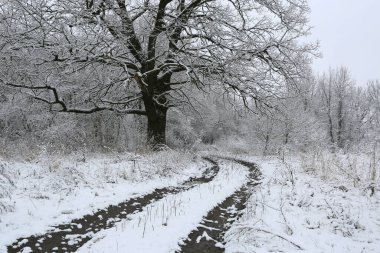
0, 150, 208, 252
0, 161, 16, 214
300, 150, 379, 193
225, 156, 380, 253
77, 160, 249, 253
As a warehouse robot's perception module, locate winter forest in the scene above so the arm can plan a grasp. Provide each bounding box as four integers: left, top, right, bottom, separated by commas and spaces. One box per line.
0, 1, 379, 252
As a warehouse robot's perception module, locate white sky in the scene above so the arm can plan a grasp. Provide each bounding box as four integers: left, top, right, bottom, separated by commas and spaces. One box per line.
308, 0, 380, 85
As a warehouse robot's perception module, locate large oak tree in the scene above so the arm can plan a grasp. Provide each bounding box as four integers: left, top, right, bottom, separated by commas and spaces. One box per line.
0, 0, 316, 147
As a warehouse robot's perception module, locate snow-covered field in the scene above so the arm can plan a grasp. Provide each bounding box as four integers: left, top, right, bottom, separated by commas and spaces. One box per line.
225, 155, 380, 253
1, 151, 379, 253
0, 151, 209, 252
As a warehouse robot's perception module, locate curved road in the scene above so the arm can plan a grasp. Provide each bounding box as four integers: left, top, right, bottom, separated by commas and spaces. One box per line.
7, 157, 260, 253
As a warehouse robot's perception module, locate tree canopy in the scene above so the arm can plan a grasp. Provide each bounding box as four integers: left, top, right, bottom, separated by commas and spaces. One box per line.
0, 0, 316, 146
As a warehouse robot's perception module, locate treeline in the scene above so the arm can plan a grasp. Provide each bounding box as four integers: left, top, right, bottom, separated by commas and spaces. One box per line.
248, 67, 380, 155
0, 66, 379, 158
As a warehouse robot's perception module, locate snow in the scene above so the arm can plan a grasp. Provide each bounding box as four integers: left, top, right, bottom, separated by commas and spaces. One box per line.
77, 160, 249, 253
0, 151, 208, 252
224, 156, 380, 253
2, 152, 379, 253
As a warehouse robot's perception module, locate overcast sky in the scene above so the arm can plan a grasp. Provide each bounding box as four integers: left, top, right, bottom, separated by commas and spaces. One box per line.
308, 0, 380, 86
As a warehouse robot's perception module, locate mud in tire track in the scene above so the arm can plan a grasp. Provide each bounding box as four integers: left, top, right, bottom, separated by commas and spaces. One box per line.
178, 157, 260, 253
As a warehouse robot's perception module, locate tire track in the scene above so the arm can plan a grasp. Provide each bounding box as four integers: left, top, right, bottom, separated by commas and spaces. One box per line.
7, 158, 220, 253
178, 157, 260, 253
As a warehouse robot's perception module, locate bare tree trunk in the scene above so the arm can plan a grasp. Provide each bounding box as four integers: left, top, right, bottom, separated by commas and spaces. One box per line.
327, 106, 335, 149
263, 117, 273, 156
284, 120, 290, 145
145, 106, 167, 147
263, 133, 270, 156
141, 78, 168, 148
337, 99, 344, 148
323, 73, 335, 151
370, 142, 377, 196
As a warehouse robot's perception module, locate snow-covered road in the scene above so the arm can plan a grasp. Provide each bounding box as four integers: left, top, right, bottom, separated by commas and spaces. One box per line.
5, 157, 259, 253
77, 159, 253, 253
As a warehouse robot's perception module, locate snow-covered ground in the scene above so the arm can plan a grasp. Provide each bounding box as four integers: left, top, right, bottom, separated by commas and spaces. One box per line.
225, 155, 380, 253
0, 151, 208, 252
1, 151, 379, 253
77, 160, 249, 253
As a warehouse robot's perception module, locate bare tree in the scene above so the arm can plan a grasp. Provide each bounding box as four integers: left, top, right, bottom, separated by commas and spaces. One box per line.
316, 67, 354, 150
366, 81, 380, 156
333, 67, 354, 148
0, 0, 315, 147
366, 80, 380, 196
344, 86, 370, 147
318, 71, 335, 148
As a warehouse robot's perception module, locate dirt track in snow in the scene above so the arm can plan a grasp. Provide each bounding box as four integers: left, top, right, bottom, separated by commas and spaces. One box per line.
7, 157, 260, 253
178, 157, 260, 253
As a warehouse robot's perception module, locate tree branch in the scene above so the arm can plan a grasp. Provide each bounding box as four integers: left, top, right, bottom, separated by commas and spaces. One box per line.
1, 81, 146, 115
